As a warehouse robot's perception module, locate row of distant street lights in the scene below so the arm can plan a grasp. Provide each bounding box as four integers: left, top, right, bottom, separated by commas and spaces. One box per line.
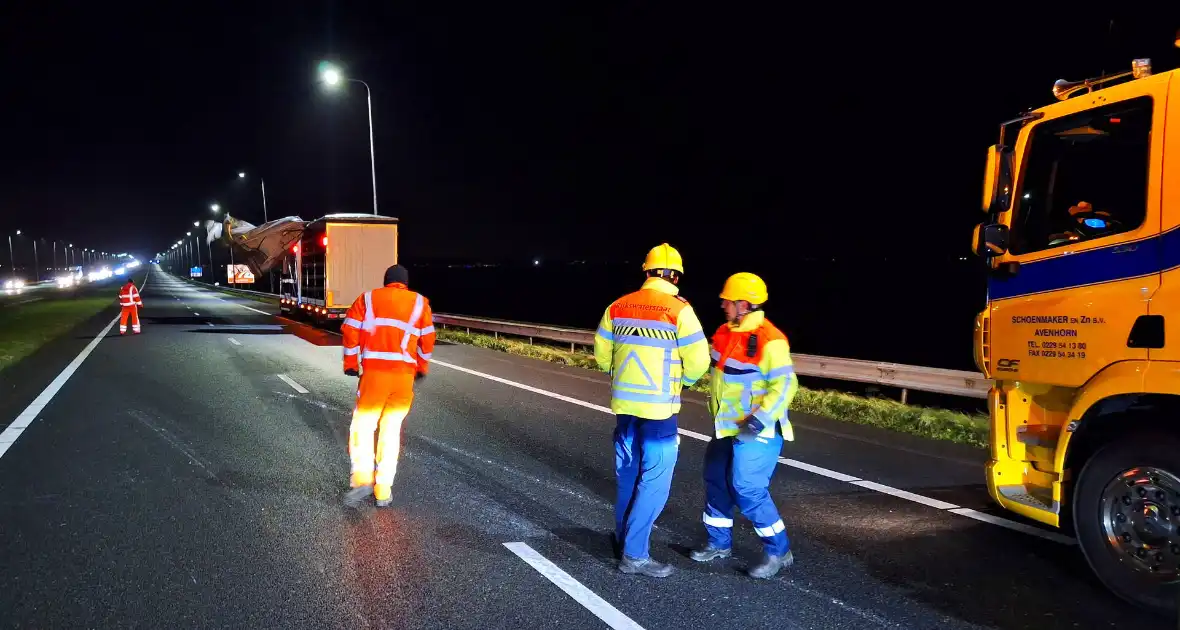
4, 228, 113, 282
158, 62, 377, 280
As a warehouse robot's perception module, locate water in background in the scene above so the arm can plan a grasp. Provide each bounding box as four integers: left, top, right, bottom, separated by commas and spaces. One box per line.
408, 258, 987, 372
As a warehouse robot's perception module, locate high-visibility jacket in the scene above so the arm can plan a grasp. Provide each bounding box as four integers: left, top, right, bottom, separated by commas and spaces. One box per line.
594, 277, 710, 419
708, 310, 798, 440
118, 282, 142, 307
341, 283, 436, 375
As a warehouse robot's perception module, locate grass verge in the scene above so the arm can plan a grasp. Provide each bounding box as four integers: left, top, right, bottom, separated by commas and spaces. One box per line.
437, 327, 989, 448
0, 296, 115, 372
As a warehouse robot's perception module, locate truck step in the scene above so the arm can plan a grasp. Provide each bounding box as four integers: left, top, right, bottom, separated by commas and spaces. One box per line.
997, 484, 1058, 514
1016, 424, 1061, 448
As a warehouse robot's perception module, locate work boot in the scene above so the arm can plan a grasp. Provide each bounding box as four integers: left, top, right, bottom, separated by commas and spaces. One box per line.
748, 550, 794, 579
374, 484, 392, 508
618, 555, 674, 578
342, 485, 373, 508
689, 544, 732, 562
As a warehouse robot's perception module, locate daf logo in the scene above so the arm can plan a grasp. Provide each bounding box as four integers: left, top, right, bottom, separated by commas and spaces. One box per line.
996, 358, 1021, 373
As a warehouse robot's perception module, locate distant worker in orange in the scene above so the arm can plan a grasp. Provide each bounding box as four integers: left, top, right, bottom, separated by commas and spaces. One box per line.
117, 277, 143, 335
340, 264, 435, 508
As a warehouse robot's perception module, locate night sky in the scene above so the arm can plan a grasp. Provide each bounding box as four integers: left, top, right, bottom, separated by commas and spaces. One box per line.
2, 5, 1178, 266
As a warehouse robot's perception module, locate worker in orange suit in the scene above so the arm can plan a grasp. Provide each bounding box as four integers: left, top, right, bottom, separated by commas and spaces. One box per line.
117, 278, 143, 335
340, 264, 435, 508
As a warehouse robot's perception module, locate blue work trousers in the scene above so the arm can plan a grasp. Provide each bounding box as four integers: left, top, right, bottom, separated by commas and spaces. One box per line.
702, 434, 790, 556
614, 414, 679, 560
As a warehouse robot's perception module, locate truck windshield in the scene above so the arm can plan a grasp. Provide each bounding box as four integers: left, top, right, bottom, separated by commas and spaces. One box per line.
1009, 96, 1152, 255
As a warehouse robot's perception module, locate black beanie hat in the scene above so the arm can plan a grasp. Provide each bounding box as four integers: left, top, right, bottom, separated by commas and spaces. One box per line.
383, 264, 409, 286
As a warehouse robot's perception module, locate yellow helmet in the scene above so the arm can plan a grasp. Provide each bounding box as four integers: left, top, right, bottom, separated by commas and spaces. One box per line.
720, 272, 768, 304
642, 243, 684, 274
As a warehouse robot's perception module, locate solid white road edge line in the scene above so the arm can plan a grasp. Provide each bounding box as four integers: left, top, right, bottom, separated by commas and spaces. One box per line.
433, 359, 1077, 546
0, 270, 153, 460
277, 374, 310, 394
503, 542, 646, 630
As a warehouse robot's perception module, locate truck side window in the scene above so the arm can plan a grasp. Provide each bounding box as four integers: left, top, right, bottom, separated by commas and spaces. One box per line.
1010, 96, 1152, 255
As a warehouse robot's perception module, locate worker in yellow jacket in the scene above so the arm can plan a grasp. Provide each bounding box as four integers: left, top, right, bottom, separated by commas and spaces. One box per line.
594, 243, 711, 577
691, 272, 798, 579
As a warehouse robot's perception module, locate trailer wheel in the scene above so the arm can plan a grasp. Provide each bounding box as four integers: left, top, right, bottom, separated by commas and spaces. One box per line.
1074, 433, 1180, 615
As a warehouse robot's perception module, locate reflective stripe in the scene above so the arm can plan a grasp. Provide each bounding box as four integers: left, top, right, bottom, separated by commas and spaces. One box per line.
595, 326, 614, 341
342, 346, 361, 356
753, 520, 786, 537
715, 420, 741, 431
363, 291, 374, 330
611, 317, 677, 332
710, 349, 721, 361
677, 330, 706, 347
342, 317, 363, 329
610, 390, 680, 404
703, 513, 734, 528
766, 365, 795, 380
418, 349, 433, 360
369, 317, 421, 335
401, 294, 424, 351
721, 357, 759, 371
419, 325, 435, 336
613, 334, 677, 349
361, 350, 416, 363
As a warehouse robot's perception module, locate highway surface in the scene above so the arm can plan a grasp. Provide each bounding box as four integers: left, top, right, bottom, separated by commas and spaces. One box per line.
0, 265, 1168, 629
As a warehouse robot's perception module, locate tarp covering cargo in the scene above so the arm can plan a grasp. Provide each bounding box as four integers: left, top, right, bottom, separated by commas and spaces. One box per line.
204, 215, 305, 275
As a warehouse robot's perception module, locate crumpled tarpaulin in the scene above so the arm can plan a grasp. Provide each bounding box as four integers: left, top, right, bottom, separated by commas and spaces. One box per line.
204, 215, 305, 275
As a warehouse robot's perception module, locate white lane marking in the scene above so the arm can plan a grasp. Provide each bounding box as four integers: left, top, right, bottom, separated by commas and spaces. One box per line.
237, 303, 270, 315
949, 508, 1076, 545
206, 322, 214, 327
852, 480, 960, 511
278, 374, 309, 394
781, 458, 862, 483
433, 359, 1076, 545
503, 542, 645, 630
227, 338, 242, 346
192, 312, 200, 316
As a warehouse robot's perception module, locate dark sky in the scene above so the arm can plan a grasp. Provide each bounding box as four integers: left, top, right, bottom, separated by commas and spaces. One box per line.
1, 4, 1179, 266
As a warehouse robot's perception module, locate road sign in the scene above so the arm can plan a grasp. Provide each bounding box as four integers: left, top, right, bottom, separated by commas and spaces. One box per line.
190, 266, 203, 278
227, 264, 255, 284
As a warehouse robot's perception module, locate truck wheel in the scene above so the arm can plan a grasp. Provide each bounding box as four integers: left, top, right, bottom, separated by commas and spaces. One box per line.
1074, 433, 1180, 614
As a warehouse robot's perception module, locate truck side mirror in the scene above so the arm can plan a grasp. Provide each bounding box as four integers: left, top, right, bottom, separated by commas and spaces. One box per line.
972, 223, 1009, 257
982, 145, 1001, 211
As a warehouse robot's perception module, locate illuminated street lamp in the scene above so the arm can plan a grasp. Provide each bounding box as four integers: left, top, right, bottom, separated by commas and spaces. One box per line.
319, 61, 378, 215
236, 171, 269, 223
211, 203, 221, 214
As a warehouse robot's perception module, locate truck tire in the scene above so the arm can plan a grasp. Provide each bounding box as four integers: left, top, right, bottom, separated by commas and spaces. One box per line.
1074, 433, 1180, 615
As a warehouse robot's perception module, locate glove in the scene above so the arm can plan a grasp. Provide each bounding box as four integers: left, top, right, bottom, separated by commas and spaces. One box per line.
734, 416, 765, 443
344, 368, 359, 377
415, 371, 426, 381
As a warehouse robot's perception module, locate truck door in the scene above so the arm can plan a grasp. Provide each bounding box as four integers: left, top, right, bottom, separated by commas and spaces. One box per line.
990, 85, 1166, 391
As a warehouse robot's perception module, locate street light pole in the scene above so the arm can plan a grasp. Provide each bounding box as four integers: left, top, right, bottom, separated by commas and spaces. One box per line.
52, 241, 57, 273
261, 177, 269, 223
32, 239, 39, 281
7, 234, 14, 279
320, 66, 378, 215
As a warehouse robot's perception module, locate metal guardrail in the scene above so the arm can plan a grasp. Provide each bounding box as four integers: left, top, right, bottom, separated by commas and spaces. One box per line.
179, 277, 992, 400
434, 313, 992, 400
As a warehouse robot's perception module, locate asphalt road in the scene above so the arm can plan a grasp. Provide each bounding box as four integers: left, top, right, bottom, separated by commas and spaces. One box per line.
0, 265, 1168, 629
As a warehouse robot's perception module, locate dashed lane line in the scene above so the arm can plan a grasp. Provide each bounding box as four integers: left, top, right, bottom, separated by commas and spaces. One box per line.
277, 374, 309, 394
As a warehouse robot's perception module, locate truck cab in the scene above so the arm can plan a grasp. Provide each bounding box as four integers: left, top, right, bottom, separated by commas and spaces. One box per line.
278, 213, 399, 325
972, 59, 1180, 613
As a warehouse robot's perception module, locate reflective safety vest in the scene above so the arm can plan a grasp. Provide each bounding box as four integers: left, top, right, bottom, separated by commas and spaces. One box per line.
708, 311, 798, 440
341, 283, 436, 374
594, 277, 711, 419
118, 283, 142, 307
